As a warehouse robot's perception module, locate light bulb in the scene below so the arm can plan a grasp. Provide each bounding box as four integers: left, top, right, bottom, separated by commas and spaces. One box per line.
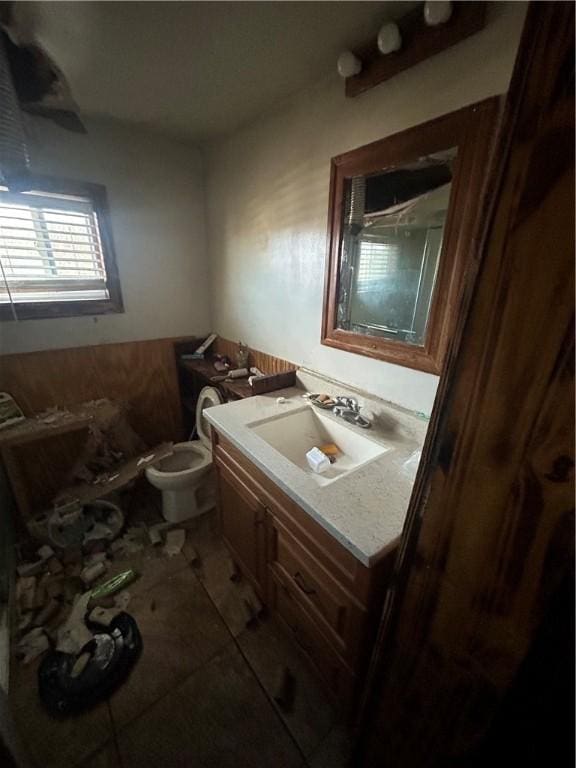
337, 51, 362, 79
423, 1, 453, 26
377, 22, 402, 55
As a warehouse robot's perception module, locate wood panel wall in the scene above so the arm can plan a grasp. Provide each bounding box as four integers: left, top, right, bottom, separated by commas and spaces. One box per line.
0, 334, 294, 515
359, 3, 574, 765
0, 337, 190, 513
0, 337, 188, 446
213, 337, 296, 375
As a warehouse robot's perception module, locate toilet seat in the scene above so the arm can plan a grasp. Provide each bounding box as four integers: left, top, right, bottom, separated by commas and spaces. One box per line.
196, 386, 223, 448
151, 442, 210, 476
146, 442, 211, 489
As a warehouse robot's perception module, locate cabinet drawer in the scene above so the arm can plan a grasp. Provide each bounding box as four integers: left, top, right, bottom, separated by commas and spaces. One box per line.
269, 571, 356, 704
267, 514, 367, 662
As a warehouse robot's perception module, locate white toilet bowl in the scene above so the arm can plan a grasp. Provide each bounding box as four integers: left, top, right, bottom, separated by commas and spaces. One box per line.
146, 386, 223, 522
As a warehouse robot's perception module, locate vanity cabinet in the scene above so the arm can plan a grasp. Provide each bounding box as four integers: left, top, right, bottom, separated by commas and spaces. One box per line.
212, 428, 396, 711
216, 461, 266, 595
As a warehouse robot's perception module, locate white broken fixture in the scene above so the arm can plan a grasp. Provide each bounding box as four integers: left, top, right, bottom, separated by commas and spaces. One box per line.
146, 386, 222, 522
48, 499, 124, 549
377, 22, 402, 55
423, 1, 453, 27
337, 50, 362, 78
0, 391, 25, 429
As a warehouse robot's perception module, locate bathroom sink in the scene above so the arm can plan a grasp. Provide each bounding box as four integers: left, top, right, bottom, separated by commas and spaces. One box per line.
248, 406, 390, 486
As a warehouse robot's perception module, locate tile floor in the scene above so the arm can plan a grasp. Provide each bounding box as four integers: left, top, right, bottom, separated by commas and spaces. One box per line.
9, 503, 353, 768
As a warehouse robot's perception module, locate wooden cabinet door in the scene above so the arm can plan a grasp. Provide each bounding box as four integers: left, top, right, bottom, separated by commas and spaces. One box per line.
216, 461, 265, 595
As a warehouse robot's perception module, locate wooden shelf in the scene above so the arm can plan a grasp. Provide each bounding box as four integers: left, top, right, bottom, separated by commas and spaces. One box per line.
0, 400, 110, 448
54, 442, 174, 507
180, 358, 254, 400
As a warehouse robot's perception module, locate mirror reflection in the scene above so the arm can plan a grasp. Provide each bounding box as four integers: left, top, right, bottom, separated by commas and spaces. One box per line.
337, 148, 457, 347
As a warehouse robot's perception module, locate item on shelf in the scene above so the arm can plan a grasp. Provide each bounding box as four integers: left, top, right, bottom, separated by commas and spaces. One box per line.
0, 391, 25, 430
236, 341, 249, 369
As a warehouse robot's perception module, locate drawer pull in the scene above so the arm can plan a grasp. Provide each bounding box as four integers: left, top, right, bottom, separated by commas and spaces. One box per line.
290, 623, 314, 655
293, 571, 316, 596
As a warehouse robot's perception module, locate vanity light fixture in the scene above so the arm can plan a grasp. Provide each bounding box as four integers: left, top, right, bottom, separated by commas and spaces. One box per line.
423, 1, 453, 27
377, 22, 402, 55
337, 50, 362, 79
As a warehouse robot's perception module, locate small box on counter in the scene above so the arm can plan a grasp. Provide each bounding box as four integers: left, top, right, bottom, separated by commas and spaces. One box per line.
250, 370, 297, 395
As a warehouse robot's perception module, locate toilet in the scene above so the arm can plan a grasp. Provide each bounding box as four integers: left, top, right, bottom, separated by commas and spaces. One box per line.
146, 386, 223, 523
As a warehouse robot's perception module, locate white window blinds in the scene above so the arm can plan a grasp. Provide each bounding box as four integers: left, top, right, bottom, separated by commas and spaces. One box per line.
356, 238, 399, 292
0, 187, 110, 306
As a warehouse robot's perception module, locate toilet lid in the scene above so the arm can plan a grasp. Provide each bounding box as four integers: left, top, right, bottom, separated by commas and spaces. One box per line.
196, 386, 223, 448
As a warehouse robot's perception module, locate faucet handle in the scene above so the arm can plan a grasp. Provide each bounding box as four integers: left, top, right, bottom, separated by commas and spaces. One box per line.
335, 396, 360, 412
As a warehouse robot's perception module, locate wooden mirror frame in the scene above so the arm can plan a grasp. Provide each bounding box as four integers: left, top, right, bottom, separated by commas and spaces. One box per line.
321, 98, 501, 375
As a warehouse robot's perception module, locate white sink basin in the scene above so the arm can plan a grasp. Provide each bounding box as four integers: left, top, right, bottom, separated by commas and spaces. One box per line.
248, 406, 390, 486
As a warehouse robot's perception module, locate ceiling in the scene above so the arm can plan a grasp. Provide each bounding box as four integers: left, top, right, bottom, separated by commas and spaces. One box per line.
17, 1, 415, 142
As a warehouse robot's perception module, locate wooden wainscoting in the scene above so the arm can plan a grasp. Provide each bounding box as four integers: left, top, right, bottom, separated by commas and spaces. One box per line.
0, 336, 189, 446
0, 336, 192, 515
213, 337, 296, 375
0, 334, 295, 517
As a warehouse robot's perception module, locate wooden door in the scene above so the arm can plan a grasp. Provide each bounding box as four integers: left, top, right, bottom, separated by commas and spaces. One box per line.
216, 462, 265, 595
358, 2, 575, 765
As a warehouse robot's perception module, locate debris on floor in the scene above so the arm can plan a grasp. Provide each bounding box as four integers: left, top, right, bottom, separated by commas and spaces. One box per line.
48, 498, 124, 550
17, 627, 50, 665
109, 525, 154, 558
148, 525, 163, 546
46, 555, 63, 574
16, 575, 37, 612
70, 651, 91, 679
272, 666, 296, 711
90, 569, 137, 602
242, 598, 258, 628
14, 514, 145, 718
227, 558, 240, 583
37, 544, 55, 561
13, 497, 139, 672
56, 592, 93, 654
39, 612, 143, 717
185, 543, 199, 564
114, 591, 131, 612
164, 529, 186, 557
81, 560, 108, 585
11, 488, 199, 721
242, 586, 264, 628
136, 453, 156, 467
88, 604, 124, 628
16, 559, 44, 577
83, 551, 107, 567
34, 598, 61, 627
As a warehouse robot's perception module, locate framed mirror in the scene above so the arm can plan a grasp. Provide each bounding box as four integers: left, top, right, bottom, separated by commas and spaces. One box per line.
322, 98, 501, 374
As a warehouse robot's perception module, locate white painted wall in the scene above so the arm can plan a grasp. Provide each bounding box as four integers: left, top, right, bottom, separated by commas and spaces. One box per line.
205, 2, 527, 414
0, 117, 210, 355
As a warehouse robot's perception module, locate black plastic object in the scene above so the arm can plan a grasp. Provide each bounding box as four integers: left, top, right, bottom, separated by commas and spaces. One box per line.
38, 613, 142, 717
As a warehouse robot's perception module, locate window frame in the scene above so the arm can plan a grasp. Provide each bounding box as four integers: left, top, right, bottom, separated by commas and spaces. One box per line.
0, 175, 124, 321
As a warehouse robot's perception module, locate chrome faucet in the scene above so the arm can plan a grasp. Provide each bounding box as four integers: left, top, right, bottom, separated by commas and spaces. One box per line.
333, 397, 371, 428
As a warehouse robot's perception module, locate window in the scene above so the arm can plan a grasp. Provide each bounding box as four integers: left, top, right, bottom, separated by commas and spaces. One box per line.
355, 238, 399, 292
0, 177, 123, 320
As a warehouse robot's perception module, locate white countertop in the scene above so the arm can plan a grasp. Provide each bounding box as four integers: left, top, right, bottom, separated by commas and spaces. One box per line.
205, 370, 428, 567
